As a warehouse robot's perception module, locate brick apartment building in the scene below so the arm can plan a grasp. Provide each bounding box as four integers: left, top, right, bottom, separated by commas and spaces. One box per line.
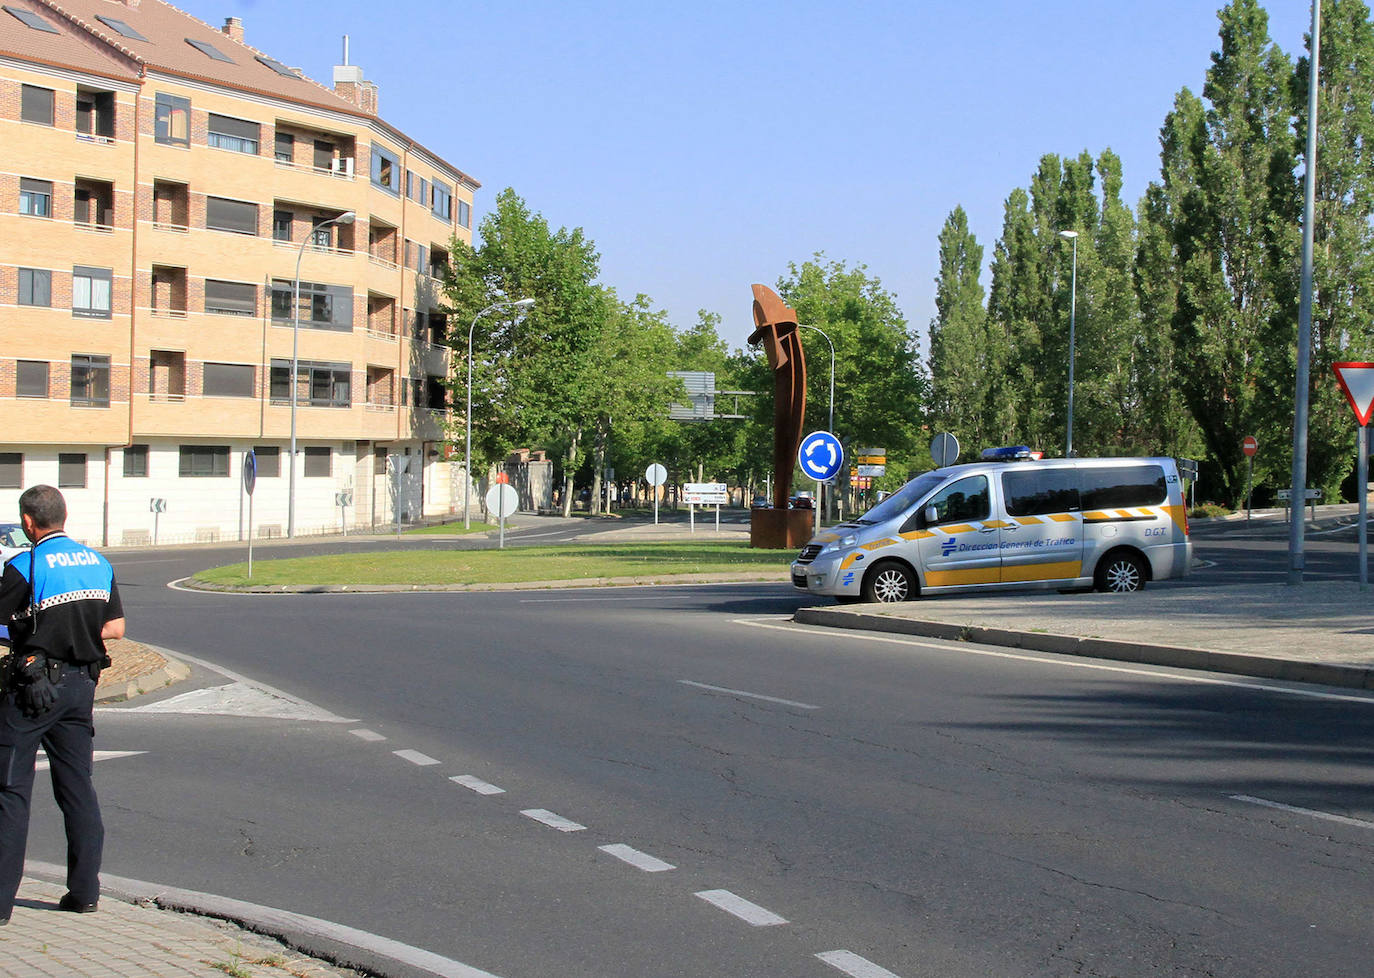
0, 0, 478, 545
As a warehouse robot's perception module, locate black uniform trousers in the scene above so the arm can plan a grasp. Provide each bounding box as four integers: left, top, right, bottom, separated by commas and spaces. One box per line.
0, 665, 103, 918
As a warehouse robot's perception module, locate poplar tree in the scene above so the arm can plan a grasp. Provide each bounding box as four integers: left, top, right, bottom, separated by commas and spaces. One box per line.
928, 206, 990, 457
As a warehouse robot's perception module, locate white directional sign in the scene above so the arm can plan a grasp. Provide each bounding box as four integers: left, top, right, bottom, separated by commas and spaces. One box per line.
798, 431, 844, 483
683, 482, 728, 505
1334, 362, 1374, 426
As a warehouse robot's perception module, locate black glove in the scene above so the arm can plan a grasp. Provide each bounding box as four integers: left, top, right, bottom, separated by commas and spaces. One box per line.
16, 653, 56, 717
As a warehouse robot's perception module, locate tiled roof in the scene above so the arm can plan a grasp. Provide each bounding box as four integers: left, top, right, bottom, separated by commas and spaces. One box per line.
31, 0, 369, 116
0, 0, 139, 81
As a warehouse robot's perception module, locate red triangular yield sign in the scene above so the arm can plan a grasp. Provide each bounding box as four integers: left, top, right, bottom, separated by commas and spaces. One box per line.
1334, 362, 1374, 426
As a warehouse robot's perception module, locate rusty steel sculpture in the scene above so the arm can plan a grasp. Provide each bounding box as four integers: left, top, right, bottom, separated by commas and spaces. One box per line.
748, 284, 813, 548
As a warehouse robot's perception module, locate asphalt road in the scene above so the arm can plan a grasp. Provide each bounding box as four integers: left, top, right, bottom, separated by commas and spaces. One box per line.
20, 520, 1374, 978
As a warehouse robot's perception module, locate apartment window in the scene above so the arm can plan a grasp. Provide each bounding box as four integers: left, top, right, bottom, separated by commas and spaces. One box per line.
21, 84, 54, 125
202, 362, 254, 397
76, 89, 115, 139
19, 178, 52, 217
18, 268, 51, 306
370, 143, 399, 194
73, 266, 113, 319
313, 140, 334, 170
0, 453, 21, 489
204, 280, 256, 317
71, 354, 111, 406
273, 209, 292, 242
123, 444, 149, 478
154, 93, 191, 146
207, 113, 260, 155
58, 453, 87, 488
269, 359, 351, 407
432, 180, 452, 221
310, 218, 334, 249
179, 445, 230, 477
253, 446, 280, 477
303, 446, 331, 477
206, 197, 258, 235
457, 199, 471, 229
270, 280, 353, 331
274, 131, 294, 163
16, 360, 48, 398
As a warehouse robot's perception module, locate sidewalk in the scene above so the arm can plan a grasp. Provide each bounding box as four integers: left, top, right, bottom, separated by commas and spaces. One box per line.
3, 875, 363, 977
795, 580, 1374, 690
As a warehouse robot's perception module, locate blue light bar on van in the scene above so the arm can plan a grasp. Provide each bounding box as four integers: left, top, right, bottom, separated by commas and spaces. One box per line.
980, 445, 1035, 461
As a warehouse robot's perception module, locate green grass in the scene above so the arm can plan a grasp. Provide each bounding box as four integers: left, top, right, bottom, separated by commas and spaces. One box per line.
194, 541, 791, 588
404, 520, 500, 535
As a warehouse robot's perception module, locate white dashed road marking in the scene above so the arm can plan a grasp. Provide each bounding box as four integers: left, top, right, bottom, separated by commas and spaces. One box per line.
37, 750, 145, 772
521, 809, 586, 832
598, 844, 675, 872
451, 775, 505, 795
694, 889, 787, 926
817, 949, 904, 977
1231, 794, 1374, 831
350, 728, 387, 742
678, 679, 820, 711
393, 749, 441, 767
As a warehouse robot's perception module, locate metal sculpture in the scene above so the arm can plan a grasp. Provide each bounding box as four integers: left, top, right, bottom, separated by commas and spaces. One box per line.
748, 283, 807, 510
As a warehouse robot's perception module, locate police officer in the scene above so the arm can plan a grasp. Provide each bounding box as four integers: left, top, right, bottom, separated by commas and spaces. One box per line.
0, 485, 125, 925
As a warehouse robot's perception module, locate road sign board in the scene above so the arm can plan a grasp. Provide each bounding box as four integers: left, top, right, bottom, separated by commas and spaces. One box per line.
1334, 362, 1374, 426
243, 450, 257, 496
335, 490, 353, 507
149, 498, 167, 513
798, 431, 844, 482
1242, 435, 1258, 457
1176, 457, 1199, 480
645, 463, 667, 487
485, 483, 519, 518
857, 464, 886, 477
1276, 488, 1322, 501
930, 432, 959, 467
683, 482, 728, 505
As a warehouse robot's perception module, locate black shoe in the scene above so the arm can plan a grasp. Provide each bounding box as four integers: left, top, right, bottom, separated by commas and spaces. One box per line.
0, 916, 9, 925
58, 893, 97, 914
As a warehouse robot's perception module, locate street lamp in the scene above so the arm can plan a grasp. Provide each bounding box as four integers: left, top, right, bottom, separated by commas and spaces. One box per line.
288, 209, 355, 538
465, 297, 535, 528
798, 323, 835, 526
1058, 229, 1079, 458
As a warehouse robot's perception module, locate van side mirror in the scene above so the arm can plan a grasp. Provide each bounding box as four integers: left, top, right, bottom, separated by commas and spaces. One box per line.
924, 505, 939, 526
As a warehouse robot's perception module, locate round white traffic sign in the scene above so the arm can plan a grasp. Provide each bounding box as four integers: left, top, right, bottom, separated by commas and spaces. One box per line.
484, 483, 519, 519
798, 431, 844, 482
645, 463, 667, 487
930, 432, 960, 467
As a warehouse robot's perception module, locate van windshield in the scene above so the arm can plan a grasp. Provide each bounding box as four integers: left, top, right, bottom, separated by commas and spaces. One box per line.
856, 471, 949, 524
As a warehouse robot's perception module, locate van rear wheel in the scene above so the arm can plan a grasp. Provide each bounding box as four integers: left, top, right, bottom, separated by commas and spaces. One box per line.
1095, 551, 1146, 593
863, 561, 916, 603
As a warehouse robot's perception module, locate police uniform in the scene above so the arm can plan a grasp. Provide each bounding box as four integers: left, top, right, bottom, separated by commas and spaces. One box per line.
0, 532, 122, 922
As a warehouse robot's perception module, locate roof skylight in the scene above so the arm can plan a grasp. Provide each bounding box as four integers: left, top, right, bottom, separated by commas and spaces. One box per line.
3, 5, 59, 33
255, 55, 299, 78
185, 37, 234, 63
96, 15, 148, 41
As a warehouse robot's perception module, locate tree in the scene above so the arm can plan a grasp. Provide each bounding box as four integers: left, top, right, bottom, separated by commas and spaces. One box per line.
928, 206, 991, 456
1294, 0, 1374, 498
1153, 1, 1296, 505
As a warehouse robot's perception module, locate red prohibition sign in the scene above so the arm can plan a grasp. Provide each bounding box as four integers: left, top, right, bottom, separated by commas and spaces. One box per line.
1242, 436, 1258, 458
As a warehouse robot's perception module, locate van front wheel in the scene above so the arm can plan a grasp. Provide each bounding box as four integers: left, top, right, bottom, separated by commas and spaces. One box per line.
1095, 551, 1146, 593
863, 561, 916, 603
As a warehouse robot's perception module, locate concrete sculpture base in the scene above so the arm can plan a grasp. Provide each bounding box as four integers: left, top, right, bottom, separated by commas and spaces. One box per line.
750, 508, 815, 550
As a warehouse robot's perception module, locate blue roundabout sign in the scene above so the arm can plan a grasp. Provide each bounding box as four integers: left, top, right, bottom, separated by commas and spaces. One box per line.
798, 430, 844, 483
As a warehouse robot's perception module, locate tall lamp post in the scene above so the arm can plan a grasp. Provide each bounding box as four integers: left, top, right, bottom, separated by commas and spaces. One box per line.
798, 323, 835, 520
465, 297, 535, 528
1058, 229, 1079, 458
288, 209, 355, 538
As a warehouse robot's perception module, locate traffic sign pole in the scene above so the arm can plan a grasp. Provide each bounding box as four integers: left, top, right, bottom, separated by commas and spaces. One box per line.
1360, 424, 1369, 590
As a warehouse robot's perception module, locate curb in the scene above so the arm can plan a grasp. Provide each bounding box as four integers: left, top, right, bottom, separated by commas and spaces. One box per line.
24, 859, 501, 978
176, 572, 791, 594
94, 653, 191, 703
792, 607, 1374, 691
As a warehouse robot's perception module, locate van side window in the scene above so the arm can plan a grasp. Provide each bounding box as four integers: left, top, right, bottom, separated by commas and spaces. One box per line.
926, 475, 989, 524
1002, 469, 1079, 516
1080, 465, 1166, 509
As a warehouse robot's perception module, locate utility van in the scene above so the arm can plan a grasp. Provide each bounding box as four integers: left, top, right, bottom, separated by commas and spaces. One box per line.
791, 448, 1192, 603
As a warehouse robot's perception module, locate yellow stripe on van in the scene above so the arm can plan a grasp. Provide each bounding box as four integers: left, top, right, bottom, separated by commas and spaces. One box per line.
942, 524, 979, 534
982, 519, 1014, 529
839, 552, 864, 570
1014, 516, 1045, 526
860, 538, 899, 551
898, 530, 936, 541
1163, 504, 1188, 533
1001, 561, 1082, 584
1048, 513, 1078, 523
925, 567, 1001, 588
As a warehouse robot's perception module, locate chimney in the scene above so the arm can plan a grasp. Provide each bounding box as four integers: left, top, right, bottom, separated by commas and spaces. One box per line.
221, 17, 243, 43
333, 35, 379, 115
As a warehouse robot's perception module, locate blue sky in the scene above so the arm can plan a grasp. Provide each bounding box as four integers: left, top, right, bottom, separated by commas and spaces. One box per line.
179, 1, 1310, 352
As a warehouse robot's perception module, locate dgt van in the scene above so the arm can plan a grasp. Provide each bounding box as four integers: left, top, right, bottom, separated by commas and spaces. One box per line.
791, 448, 1192, 603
